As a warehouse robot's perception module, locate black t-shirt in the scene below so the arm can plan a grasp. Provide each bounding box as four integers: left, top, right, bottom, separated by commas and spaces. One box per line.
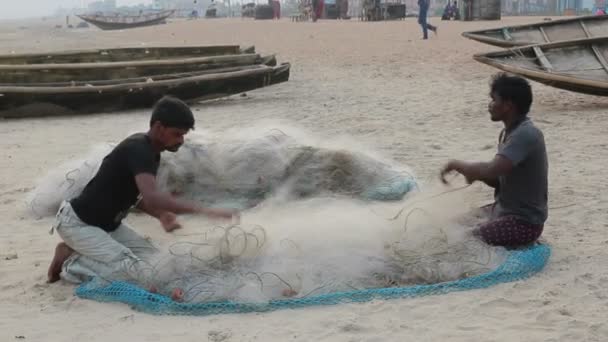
70, 133, 160, 232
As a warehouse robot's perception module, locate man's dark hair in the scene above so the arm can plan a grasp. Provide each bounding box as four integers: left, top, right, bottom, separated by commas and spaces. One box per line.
150, 96, 195, 130
490, 72, 533, 116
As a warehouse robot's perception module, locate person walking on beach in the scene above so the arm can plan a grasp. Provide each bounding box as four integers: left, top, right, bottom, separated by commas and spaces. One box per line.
47, 96, 238, 300
440, 73, 548, 248
418, 0, 437, 39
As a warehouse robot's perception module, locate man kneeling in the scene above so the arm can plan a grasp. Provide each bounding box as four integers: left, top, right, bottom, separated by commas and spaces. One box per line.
47, 96, 238, 300
441, 73, 548, 247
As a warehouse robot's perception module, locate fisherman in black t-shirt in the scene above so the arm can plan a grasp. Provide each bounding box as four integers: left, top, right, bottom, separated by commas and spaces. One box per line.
47, 96, 238, 300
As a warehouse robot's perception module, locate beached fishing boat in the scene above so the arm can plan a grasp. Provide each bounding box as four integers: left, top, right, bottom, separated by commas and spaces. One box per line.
462, 15, 608, 48
76, 10, 175, 30
0, 63, 291, 118
473, 37, 608, 96
0, 45, 250, 65
0, 53, 278, 83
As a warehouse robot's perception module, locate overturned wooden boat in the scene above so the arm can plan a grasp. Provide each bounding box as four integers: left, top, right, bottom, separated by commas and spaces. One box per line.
77, 10, 174, 30
463, 15, 608, 48
473, 37, 608, 96
0, 63, 291, 118
0, 53, 278, 83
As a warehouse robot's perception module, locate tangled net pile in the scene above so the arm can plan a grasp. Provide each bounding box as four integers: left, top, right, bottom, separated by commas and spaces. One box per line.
27, 128, 550, 315
26, 129, 416, 217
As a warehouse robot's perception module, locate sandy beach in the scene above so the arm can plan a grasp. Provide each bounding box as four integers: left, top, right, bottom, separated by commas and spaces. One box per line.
1, 15, 608, 341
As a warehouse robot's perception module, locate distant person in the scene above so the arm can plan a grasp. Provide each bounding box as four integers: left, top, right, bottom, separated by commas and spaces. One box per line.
452, 1, 461, 20
338, 0, 349, 18
441, 73, 548, 248
312, 0, 325, 21
270, 0, 281, 19
441, 2, 453, 20
463, 0, 472, 20
418, 0, 437, 39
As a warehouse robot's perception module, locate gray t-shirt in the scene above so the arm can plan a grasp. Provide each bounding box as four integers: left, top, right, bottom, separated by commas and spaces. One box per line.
494, 117, 548, 225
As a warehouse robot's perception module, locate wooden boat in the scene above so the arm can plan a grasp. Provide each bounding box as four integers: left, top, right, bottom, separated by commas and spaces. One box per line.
473, 37, 608, 96
0, 53, 278, 83
462, 14, 608, 48
0, 63, 291, 118
0, 45, 248, 65
76, 10, 175, 30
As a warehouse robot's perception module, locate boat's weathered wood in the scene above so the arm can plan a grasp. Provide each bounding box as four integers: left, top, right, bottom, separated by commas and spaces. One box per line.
501, 28, 513, 41
532, 46, 553, 71
0, 54, 259, 71
462, 14, 608, 48
77, 10, 174, 30
0, 45, 243, 65
473, 37, 608, 96
580, 20, 592, 37
538, 27, 550, 43
0, 63, 291, 118
0, 54, 267, 83
0, 65, 270, 87
591, 45, 608, 73
240, 46, 256, 54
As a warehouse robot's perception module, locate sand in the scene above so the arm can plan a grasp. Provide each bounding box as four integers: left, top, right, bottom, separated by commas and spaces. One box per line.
1, 15, 607, 341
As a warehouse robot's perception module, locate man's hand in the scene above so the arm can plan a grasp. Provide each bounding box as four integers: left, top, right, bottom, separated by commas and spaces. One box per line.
440, 160, 474, 184
440, 156, 512, 185
440, 160, 460, 184
159, 212, 182, 233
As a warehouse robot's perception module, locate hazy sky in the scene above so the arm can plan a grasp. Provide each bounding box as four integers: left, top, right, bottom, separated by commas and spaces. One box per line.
0, 0, 153, 20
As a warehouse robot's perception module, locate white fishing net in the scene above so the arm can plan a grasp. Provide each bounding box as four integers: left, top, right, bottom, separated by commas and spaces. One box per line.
28, 128, 506, 303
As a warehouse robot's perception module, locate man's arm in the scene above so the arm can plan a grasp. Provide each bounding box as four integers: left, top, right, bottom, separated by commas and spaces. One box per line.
441, 125, 539, 185
441, 155, 513, 184
135, 173, 235, 219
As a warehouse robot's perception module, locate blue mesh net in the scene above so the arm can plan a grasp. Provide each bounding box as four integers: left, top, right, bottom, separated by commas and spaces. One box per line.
74, 243, 550, 316
361, 176, 417, 201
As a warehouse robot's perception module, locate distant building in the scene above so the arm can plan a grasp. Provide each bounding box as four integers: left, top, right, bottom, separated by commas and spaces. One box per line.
154, 0, 208, 16
500, 0, 594, 15
88, 0, 117, 12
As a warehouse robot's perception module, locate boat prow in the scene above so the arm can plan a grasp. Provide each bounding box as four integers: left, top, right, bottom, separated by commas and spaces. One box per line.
463, 14, 608, 48
473, 37, 608, 96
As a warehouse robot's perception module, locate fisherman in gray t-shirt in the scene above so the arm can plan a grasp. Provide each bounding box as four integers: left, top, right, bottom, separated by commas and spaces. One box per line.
440, 73, 548, 247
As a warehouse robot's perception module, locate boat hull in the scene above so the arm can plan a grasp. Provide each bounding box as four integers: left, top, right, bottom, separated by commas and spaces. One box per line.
0, 54, 272, 83
0, 64, 291, 118
462, 15, 608, 48
77, 10, 174, 31
473, 37, 608, 96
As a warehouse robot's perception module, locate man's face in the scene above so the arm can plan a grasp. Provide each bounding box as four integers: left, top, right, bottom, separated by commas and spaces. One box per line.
160, 126, 189, 152
488, 92, 511, 122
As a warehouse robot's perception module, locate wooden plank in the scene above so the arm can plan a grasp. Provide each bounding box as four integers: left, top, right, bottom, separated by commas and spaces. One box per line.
539, 27, 550, 43
502, 28, 513, 41
580, 20, 592, 38
532, 46, 553, 71
0, 54, 260, 71
0, 46, 243, 65
591, 44, 608, 73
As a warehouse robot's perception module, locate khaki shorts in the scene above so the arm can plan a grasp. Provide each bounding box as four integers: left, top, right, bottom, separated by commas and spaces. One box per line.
53, 201, 157, 285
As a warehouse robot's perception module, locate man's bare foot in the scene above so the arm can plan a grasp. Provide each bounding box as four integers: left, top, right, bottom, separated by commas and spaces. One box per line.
47, 242, 73, 283
171, 288, 185, 302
